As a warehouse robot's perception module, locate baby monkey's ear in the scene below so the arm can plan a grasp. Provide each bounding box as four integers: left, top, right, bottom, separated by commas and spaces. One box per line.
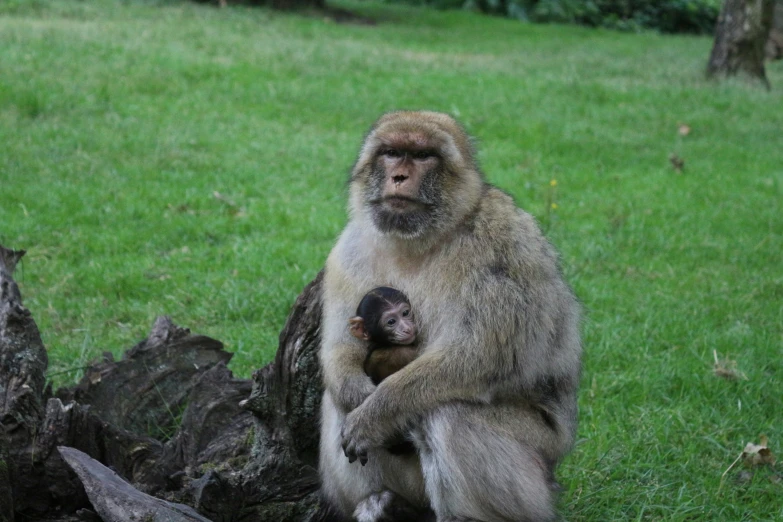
348, 316, 371, 341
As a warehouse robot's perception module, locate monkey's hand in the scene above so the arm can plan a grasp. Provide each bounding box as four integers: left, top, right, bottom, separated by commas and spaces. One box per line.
340, 402, 390, 466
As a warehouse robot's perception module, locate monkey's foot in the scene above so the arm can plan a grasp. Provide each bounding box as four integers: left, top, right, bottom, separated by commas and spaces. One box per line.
354, 491, 394, 522
354, 491, 434, 522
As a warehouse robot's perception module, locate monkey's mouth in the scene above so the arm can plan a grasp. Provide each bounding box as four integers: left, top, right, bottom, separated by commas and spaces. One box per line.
369, 196, 436, 236
376, 196, 427, 212
394, 331, 417, 345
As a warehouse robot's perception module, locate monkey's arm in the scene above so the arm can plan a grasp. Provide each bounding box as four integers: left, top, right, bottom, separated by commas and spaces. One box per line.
341, 271, 579, 463
320, 250, 377, 413
341, 340, 495, 463
364, 346, 418, 385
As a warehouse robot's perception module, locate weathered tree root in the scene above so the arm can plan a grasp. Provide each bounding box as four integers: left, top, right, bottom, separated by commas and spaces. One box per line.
0, 244, 331, 522
58, 446, 212, 522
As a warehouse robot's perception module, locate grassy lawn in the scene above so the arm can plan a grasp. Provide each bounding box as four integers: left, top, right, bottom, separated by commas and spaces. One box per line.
1, 0, 781, 519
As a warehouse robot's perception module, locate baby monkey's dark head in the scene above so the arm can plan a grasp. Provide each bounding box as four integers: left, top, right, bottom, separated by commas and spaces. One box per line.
348, 287, 416, 346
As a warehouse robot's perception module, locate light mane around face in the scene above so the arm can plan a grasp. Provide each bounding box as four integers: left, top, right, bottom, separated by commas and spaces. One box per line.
348, 111, 484, 243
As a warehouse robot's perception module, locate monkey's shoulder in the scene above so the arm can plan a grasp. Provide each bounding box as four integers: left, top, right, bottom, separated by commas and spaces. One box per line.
471, 186, 548, 244
326, 222, 369, 269
466, 185, 561, 277
477, 184, 537, 224
324, 223, 382, 300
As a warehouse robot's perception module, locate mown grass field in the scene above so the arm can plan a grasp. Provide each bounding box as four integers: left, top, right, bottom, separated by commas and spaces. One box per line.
1, 0, 782, 519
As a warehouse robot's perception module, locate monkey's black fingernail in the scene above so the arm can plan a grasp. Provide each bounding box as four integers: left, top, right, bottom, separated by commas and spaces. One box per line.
360, 455, 368, 466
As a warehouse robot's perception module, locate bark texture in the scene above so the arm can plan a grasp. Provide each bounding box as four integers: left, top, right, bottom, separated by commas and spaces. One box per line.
0, 244, 331, 522
707, 0, 775, 87
58, 447, 213, 522
765, 1, 783, 59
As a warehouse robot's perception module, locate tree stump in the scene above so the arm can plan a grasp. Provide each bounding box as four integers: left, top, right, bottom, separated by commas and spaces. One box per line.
707, 0, 776, 87
0, 244, 332, 522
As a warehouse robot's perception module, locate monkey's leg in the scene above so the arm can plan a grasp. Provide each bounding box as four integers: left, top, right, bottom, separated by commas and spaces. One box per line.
418, 402, 558, 522
354, 490, 435, 522
320, 391, 385, 517
321, 391, 428, 520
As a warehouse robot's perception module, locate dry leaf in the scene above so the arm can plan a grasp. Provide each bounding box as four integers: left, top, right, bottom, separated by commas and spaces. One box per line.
678, 124, 691, 136
213, 191, 236, 207
741, 435, 776, 467
713, 350, 747, 380
168, 203, 193, 214
669, 153, 684, 173
719, 435, 777, 493
213, 191, 245, 216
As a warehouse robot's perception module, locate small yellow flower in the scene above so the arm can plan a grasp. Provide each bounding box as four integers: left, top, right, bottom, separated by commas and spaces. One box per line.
550, 179, 558, 187
551, 203, 558, 210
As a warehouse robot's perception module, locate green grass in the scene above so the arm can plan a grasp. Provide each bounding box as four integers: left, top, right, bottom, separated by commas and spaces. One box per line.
1, 0, 781, 519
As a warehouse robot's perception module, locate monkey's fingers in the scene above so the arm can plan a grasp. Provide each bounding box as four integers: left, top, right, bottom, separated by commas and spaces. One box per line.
352, 443, 369, 466
341, 438, 369, 465
341, 440, 353, 461
342, 439, 357, 462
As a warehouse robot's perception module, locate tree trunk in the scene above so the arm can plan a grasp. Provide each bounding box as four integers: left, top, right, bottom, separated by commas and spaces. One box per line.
707, 0, 775, 87
0, 244, 332, 522
765, 1, 783, 59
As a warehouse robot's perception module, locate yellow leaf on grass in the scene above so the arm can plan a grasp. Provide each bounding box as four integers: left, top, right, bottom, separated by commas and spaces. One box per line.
720, 435, 777, 492
742, 435, 776, 467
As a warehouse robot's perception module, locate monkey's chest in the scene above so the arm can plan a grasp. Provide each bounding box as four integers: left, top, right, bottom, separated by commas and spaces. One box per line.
361, 257, 467, 345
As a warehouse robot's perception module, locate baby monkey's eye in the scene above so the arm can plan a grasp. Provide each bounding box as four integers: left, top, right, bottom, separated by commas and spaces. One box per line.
387, 318, 397, 326
402, 309, 410, 317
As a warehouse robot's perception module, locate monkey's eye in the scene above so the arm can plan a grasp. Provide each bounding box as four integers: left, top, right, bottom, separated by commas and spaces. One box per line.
402, 309, 410, 317
382, 149, 402, 158
387, 318, 396, 326
411, 150, 433, 160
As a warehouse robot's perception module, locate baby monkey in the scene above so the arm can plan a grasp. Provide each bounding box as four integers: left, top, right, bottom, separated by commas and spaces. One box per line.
349, 287, 418, 456
348, 287, 418, 386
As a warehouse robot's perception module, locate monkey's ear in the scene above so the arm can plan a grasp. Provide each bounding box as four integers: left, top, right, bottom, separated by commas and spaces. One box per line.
348, 317, 371, 341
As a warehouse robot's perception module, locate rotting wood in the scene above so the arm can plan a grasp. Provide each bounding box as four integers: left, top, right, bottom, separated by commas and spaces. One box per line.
59, 446, 213, 522
0, 244, 332, 521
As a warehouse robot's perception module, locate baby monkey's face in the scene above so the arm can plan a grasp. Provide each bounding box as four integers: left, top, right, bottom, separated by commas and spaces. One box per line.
380, 301, 417, 345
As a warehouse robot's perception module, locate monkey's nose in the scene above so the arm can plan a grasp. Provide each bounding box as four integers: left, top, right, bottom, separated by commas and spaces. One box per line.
392, 174, 408, 185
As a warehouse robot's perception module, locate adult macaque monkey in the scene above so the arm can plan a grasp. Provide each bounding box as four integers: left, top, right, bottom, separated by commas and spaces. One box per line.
319, 111, 582, 522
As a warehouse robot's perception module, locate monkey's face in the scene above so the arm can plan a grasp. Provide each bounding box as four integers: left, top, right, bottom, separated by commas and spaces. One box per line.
351, 111, 484, 239
379, 301, 417, 345
366, 146, 444, 237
